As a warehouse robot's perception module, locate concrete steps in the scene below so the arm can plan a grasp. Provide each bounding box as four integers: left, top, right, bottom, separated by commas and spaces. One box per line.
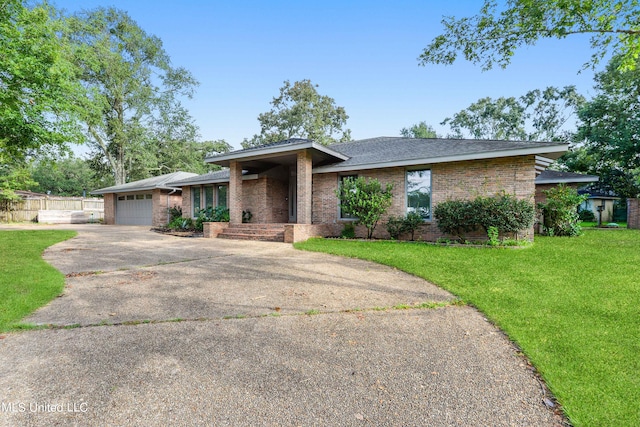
217, 223, 286, 242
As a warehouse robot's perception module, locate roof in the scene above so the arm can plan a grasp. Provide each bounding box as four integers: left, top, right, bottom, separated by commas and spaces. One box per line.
91, 171, 199, 195
167, 169, 231, 186
535, 170, 599, 185
578, 189, 620, 200
314, 137, 568, 173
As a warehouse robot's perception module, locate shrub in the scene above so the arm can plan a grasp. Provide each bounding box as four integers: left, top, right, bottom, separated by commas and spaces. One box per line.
538, 184, 587, 237
487, 226, 499, 246
167, 205, 182, 223
578, 208, 596, 222
195, 206, 230, 231
336, 177, 393, 239
402, 211, 424, 241
168, 217, 195, 231
434, 194, 535, 241
386, 216, 405, 240
340, 222, 356, 239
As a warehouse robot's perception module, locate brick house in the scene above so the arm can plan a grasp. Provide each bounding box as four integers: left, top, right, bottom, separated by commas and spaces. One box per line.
167, 137, 568, 242
534, 170, 599, 205
93, 171, 197, 226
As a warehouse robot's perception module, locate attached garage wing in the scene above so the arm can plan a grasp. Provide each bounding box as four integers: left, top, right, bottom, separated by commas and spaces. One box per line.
115, 194, 153, 225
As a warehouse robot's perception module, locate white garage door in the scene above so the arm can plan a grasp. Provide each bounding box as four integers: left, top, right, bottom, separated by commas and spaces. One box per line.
116, 194, 153, 225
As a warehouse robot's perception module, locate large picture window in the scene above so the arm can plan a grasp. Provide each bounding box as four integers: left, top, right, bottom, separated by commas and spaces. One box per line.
406, 170, 431, 220
217, 185, 228, 208
204, 186, 214, 209
339, 174, 358, 219
192, 187, 201, 217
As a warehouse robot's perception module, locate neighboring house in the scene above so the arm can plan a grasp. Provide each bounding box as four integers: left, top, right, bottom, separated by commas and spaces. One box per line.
92, 171, 198, 226
167, 137, 568, 242
534, 170, 599, 205
578, 189, 621, 223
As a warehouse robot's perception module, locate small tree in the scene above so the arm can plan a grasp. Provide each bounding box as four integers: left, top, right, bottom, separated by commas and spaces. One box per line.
336, 177, 393, 239
538, 184, 587, 236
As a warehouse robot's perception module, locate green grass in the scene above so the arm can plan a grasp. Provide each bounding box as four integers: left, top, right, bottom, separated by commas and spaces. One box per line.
295, 230, 640, 427
580, 221, 627, 228
0, 230, 76, 332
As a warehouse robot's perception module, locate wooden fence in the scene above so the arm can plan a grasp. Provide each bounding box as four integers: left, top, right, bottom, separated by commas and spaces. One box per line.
0, 197, 104, 223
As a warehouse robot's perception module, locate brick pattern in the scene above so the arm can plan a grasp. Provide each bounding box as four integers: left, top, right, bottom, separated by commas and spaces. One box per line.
312, 155, 536, 241
152, 189, 182, 227
297, 150, 313, 224
628, 198, 640, 229
229, 161, 243, 224
181, 185, 192, 218
103, 193, 116, 225
535, 182, 579, 205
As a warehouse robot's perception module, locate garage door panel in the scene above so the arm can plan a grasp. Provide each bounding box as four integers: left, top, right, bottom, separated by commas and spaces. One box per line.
116, 195, 153, 225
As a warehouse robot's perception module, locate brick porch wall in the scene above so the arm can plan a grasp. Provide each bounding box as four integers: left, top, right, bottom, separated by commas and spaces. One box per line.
312, 155, 536, 241
628, 198, 640, 229
181, 185, 192, 218
103, 193, 116, 225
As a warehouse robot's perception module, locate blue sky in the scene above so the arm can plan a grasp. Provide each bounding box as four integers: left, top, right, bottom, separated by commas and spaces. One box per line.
53, 0, 601, 151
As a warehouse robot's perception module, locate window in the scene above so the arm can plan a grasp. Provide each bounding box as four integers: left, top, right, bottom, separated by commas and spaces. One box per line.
126, 195, 134, 200
406, 170, 431, 220
192, 186, 201, 217
135, 194, 145, 200
118, 196, 125, 201
339, 175, 358, 219
145, 194, 152, 200
217, 185, 228, 208
204, 186, 214, 209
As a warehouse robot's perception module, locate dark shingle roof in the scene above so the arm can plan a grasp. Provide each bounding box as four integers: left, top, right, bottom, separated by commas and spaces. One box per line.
92, 171, 198, 194
315, 137, 567, 171
167, 169, 231, 186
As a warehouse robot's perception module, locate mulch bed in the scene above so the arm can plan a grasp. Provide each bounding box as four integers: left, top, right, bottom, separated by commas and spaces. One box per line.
150, 227, 203, 238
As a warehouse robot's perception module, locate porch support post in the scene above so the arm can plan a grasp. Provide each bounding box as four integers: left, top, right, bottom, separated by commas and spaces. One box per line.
296, 149, 312, 224
229, 160, 243, 224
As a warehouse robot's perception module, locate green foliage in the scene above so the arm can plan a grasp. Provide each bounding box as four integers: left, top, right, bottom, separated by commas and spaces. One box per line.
442, 86, 585, 141
194, 206, 230, 231
340, 222, 356, 239
0, 230, 76, 331
538, 184, 587, 236
168, 217, 195, 231
0, 1, 82, 163
487, 226, 500, 246
563, 55, 640, 198
29, 157, 107, 196
387, 212, 425, 241
67, 7, 199, 185
434, 194, 535, 240
578, 208, 596, 222
167, 205, 183, 223
419, 0, 640, 72
242, 79, 351, 148
336, 177, 393, 239
0, 164, 36, 203
400, 121, 438, 138
296, 230, 640, 426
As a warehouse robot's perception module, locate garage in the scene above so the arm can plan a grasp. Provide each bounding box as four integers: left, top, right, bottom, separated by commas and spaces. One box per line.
115, 193, 153, 225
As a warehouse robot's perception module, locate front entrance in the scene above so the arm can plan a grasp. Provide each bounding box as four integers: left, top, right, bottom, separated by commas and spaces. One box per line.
289, 170, 297, 223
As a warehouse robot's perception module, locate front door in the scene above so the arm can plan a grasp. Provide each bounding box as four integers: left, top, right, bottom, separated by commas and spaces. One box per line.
289, 170, 297, 223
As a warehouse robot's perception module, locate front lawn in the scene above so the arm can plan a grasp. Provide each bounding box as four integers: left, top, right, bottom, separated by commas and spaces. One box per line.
0, 230, 76, 332
295, 230, 640, 427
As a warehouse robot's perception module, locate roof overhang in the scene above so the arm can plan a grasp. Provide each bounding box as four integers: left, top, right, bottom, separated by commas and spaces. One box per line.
314, 143, 568, 173
91, 185, 181, 195
205, 141, 349, 174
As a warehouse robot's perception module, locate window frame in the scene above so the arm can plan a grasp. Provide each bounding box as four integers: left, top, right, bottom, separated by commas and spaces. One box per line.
405, 168, 432, 221
338, 174, 358, 221
192, 186, 201, 217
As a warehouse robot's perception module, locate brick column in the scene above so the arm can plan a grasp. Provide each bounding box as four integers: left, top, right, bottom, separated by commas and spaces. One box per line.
296, 150, 312, 224
103, 193, 116, 225
628, 198, 640, 229
229, 160, 243, 224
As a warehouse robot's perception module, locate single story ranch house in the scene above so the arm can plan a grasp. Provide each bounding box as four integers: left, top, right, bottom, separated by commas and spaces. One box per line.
167, 137, 567, 242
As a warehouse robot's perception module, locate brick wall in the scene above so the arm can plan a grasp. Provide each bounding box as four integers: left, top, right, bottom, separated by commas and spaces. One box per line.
103, 193, 116, 225
152, 189, 182, 227
311, 155, 536, 241
628, 198, 640, 229
535, 182, 580, 205
181, 185, 192, 218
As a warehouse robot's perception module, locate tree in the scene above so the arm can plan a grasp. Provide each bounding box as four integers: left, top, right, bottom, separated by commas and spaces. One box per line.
242, 79, 351, 148
400, 121, 438, 138
442, 86, 584, 141
562, 55, 640, 198
538, 184, 587, 236
0, 0, 81, 164
66, 8, 199, 185
419, 0, 640, 71
335, 177, 393, 239
29, 157, 107, 196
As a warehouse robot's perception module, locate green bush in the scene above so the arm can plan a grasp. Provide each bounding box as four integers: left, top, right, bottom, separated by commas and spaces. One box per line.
340, 222, 356, 239
538, 184, 587, 237
168, 217, 195, 231
167, 205, 182, 223
386, 216, 405, 240
336, 177, 393, 239
434, 194, 535, 241
578, 208, 596, 222
195, 206, 230, 231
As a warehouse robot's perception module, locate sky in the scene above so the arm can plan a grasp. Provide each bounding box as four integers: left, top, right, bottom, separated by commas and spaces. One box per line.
52, 0, 603, 152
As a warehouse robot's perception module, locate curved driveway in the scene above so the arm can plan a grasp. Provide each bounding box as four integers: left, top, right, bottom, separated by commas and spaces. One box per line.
0, 225, 563, 426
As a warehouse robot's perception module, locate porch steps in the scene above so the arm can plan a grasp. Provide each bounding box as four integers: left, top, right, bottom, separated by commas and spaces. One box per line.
217, 223, 286, 242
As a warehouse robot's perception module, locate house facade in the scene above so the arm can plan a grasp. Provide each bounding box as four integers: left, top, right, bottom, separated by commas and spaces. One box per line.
168, 137, 568, 242
93, 171, 198, 226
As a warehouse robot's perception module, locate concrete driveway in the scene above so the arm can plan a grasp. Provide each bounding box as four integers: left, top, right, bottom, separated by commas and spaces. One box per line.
0, 225, 564, 426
